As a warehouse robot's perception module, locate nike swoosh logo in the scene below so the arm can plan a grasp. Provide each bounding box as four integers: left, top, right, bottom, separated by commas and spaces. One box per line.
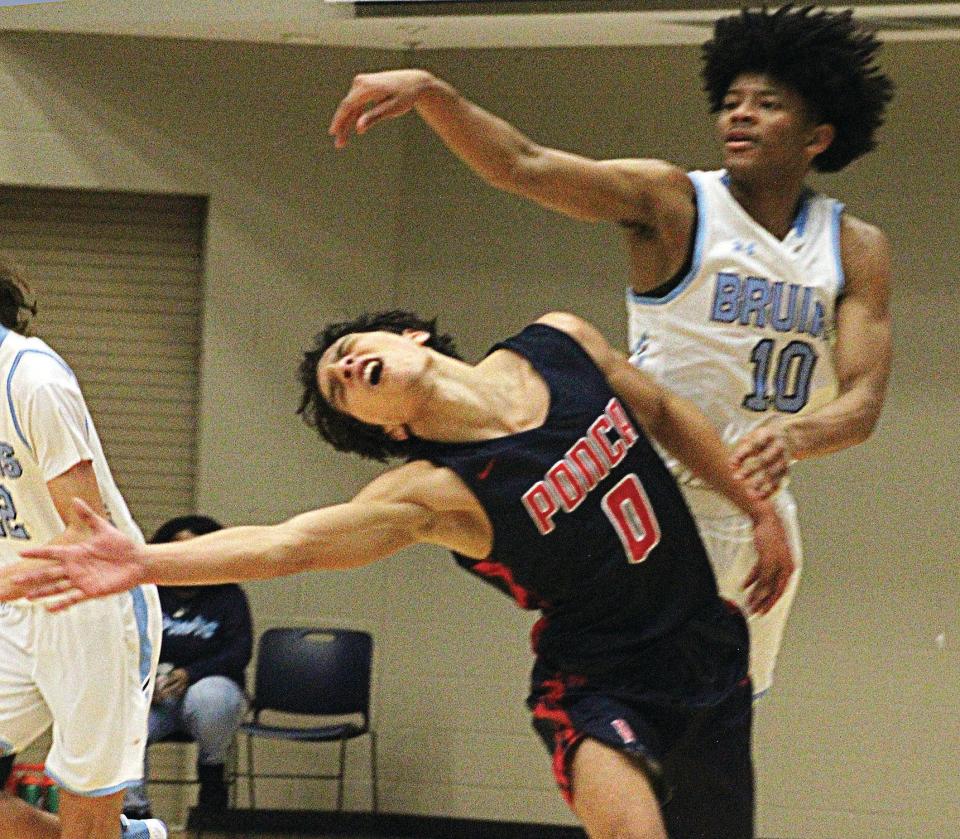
477, 458, 497, 480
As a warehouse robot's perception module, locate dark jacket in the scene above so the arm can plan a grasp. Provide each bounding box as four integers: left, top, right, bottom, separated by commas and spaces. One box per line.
158, 584, 253, 691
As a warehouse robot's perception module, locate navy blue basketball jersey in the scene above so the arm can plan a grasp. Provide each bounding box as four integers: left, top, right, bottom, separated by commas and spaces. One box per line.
412, 324, 747, 687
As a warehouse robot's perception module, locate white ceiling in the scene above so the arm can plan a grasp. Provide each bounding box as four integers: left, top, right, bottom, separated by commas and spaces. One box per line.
0, 1, 958, 50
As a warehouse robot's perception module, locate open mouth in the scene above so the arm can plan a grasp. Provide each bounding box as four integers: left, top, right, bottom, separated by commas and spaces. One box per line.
363, 359, 383, 386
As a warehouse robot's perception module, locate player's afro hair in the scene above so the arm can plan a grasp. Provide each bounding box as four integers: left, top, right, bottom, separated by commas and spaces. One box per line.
297, 309, 462, 462
701, 4, 894, 172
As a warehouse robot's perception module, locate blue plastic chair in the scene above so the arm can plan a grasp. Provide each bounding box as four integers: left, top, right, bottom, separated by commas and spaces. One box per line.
240, 628, 378, 812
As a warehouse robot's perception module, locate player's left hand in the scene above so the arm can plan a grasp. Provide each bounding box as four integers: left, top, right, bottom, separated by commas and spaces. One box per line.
743, 505, 795, 615
730, 421, 794, 499
11, 497, 149, 610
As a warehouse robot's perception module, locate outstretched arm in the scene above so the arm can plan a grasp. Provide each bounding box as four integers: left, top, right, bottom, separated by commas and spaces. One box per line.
7, 461, 478, 608
730, 217, 892, 495
539, 312, 795, 615
329, 68, 692, 227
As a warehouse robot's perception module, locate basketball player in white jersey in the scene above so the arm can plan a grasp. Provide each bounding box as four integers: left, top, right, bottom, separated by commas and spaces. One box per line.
0, 261, 166, 839
327, 5, 893, 700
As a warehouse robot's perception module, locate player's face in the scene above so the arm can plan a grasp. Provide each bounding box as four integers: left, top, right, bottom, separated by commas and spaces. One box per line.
315, 329, 431, 431
716, 73, 825, 181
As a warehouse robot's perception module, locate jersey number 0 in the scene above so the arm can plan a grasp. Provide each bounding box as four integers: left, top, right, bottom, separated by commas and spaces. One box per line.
601, 474, 661, 564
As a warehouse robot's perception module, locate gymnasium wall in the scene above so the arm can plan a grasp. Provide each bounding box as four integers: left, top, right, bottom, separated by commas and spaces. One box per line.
0, 30, 955, 838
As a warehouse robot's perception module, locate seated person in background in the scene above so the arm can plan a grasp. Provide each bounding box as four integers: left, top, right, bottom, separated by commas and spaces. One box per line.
123, 515, 252, 820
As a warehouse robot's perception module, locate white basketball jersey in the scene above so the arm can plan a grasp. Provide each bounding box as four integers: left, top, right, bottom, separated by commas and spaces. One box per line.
627, 169, 843, 482
0, 327, 143, 574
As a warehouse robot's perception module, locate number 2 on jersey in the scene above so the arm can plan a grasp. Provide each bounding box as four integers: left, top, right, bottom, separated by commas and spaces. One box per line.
0, 485, 29, 539
743, 338, 817, 413
601, 474, 661, 564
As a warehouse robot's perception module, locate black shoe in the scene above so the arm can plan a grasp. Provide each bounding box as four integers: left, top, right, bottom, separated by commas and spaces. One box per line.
122, 805, 154, 820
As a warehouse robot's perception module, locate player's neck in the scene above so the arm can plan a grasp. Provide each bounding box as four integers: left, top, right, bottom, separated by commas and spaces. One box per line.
409, 351, 548, 443
726, 174, 809, 241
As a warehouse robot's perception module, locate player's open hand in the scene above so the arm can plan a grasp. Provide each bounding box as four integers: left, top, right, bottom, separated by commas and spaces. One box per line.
743, 505, 795, 615
730, 421, 793, 499
11, 497, 148, 610
329, 69, 433, 148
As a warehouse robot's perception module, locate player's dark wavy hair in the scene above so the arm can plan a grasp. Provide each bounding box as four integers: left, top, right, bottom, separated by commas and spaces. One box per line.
150, 514, 223, 544
701, 4, 894, 172
0, 257, 37, 334
297, 309, 462, 462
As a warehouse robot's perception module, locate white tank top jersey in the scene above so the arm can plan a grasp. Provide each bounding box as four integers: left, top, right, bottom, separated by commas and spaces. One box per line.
0, 326, 143, 580
627, 169, 843, 484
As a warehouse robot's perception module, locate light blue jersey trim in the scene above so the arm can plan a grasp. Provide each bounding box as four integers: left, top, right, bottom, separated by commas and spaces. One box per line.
626, 171, 708, 306
6, 348, 76, 453
721, 169, 812, 241
831, 200, 846, 298
44, 765, 142, 796
0, 325, 9, 347
793, 193, 811, 237
130, 586, 153, 686
0, 736, 14, 755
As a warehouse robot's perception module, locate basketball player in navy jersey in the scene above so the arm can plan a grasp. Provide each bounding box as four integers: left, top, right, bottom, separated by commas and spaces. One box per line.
327, 5, 894, 701
10, 309, 792, 838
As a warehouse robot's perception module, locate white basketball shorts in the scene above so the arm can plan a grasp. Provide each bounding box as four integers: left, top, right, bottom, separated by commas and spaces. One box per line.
0, 584, 161, 794
681, 486, 803, 698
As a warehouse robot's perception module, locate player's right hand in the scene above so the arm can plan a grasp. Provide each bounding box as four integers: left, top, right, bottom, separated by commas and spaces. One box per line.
329, 69, 433, 148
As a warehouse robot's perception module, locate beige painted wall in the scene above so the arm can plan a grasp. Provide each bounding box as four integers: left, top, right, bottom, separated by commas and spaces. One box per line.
0, 31, 955, 838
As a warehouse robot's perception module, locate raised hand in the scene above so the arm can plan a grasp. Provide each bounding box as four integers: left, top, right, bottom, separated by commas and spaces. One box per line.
329, 69, 434, 148
11, 497, 148, 610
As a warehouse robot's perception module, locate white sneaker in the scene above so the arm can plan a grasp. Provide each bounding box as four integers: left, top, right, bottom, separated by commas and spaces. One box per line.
119, 814, 169, 839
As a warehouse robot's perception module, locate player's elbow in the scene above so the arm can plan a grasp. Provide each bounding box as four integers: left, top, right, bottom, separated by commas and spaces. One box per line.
853, 382, 888, 442
487, 141, 546, 192
855, 403, 884, 444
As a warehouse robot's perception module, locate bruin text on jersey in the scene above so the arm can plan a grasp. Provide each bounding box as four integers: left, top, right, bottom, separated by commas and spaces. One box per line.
522, 398, 640, 536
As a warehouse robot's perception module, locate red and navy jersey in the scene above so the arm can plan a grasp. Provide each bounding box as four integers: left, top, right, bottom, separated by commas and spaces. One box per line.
410, 324, 747, 687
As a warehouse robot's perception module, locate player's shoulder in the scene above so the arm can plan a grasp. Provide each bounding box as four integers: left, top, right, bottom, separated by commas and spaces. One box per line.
4, 337, 75, 391
839, 211, 891, 289
531, 312, 611, 369
622, 158, 696, 199
357, 459, 469, 507
531, 311, 594, 348
840, 211, 889, 251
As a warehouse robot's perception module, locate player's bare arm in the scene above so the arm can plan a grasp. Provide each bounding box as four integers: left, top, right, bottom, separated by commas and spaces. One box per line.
46, 459, 110, 537
330, 69, 694, 235
731, 215, 892, 488
538, 312, 794, 614
6, 459, 490, 606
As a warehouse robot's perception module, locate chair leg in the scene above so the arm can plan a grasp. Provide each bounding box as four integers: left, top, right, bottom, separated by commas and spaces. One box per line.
226, 734, 239, 808
246, 734, 256, 810
336, 739, 347, 811
369, 730, 379, 813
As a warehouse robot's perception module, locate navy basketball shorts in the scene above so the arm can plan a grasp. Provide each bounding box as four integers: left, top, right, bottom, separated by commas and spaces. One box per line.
528, 664, 671, 805
527, 660, 753, 838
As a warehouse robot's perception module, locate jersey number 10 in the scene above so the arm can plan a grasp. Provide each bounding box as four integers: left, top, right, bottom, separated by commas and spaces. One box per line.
743, 338, 818, 413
